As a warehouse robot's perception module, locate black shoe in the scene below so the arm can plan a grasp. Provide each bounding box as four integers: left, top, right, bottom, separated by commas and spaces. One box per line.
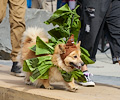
113, 57, 120, 64
11, 62, 25, 77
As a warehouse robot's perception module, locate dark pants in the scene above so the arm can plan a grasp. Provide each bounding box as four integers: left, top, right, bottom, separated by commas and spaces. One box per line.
78, 0, 120, 63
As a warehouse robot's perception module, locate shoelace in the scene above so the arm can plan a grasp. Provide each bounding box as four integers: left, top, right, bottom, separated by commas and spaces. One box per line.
83, 72, 93, 82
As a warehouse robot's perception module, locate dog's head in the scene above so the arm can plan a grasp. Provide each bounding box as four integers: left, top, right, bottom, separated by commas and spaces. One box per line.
58, 41, 84, 69
52, 34, 84, 71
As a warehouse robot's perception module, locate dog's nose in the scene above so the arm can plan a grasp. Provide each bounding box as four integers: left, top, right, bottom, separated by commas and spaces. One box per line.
81, 62, 84, 66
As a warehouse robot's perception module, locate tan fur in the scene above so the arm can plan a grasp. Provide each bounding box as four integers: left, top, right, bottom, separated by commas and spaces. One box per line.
18, 27, 83, 92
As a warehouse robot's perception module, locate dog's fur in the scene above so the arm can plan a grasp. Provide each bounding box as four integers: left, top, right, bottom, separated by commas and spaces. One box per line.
18, 27, 83, 91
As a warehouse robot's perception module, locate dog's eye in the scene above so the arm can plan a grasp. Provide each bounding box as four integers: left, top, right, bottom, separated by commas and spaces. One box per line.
74, 56, 77, 58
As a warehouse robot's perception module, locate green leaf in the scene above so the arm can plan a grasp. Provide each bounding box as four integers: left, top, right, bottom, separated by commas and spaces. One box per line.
40, 70, 49, 79
23, 61, 31, 72
60, 70, 73, 82
30, 68, 41, 82
36, 56, 52, 65
30, 64, 53, 82
81, 53, 95, 64
23, 56, 52, 71
48, 27, 70, 40
57, 38, 66, 44
80, 47, 90, 57
70, 16, 81, 42
59, 68, 86, 82
57, 3, 71, 12
36, 36, 54, 55
25, 59, 36, 72
49, 37, 57, 43
29, 45, 36, 52
23, 56, 53, 82
44, 4, 72, 26
71, 69, 86, 82
44, 12, 71, 26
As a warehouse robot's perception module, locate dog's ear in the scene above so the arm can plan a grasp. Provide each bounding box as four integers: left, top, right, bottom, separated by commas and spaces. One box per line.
76, 41, 81, 49
58, 44, 65, 54
54, 44, 65, 54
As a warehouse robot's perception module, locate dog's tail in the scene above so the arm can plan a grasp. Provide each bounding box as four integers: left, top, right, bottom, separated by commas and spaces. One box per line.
17, 27, 49, 66
21, 27, 48, 44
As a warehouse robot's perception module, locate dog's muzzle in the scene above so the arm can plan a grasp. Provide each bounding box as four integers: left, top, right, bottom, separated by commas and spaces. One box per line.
69, 62, 84, 69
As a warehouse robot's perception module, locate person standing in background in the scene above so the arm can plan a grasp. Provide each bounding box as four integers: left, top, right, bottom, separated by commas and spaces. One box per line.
31, 0, 57, 12
0, 0, 26, 77
77, 0, 120, 86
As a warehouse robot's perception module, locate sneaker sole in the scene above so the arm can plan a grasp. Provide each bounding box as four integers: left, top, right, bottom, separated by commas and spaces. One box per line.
81, 84, 95, 87
10, 72, 25, 77
76, 81, 95, 87
79, 83, 95, 87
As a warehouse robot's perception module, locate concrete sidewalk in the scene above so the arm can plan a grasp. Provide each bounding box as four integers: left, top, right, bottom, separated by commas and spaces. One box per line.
88, 50, 120, 86
0, 64, 120, 100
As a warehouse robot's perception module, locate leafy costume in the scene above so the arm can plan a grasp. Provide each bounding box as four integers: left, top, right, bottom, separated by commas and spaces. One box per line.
23, 4, 94, 83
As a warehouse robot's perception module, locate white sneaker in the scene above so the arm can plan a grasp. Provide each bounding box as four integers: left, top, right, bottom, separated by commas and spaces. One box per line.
78, 71, 95, 87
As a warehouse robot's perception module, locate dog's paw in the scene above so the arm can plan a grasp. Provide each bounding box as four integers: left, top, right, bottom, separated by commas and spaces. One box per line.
45, 85, 54, 90
24, 78, 32, 85
68, 87, 78, 92
24, 79, 32, 85
25, 80, 32, 85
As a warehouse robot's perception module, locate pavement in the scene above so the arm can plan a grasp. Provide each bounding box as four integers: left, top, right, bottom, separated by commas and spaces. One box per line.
88, 49, 120, 86
0, 49, 120, 100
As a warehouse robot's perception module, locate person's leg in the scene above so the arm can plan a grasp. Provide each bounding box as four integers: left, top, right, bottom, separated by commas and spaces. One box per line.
77, 64, 95, 86
77, 0, 111, 86
42, 0, 57, 12
79, 19, 106, 86
81, 64, 88, 72
0, 0, 8, 22
78, 0, 111, 62
106, 0, 120, 64
31, 0, 40, 8
9, 0, 26, 76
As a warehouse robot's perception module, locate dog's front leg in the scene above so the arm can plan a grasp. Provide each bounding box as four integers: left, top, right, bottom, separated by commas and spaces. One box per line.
64, 78, 78, 92
43, 79, 54, 90
24, 72, 32, 85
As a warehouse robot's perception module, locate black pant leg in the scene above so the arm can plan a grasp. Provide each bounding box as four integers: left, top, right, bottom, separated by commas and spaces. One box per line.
78, 0, 111, 61
106, 0, 120, 63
